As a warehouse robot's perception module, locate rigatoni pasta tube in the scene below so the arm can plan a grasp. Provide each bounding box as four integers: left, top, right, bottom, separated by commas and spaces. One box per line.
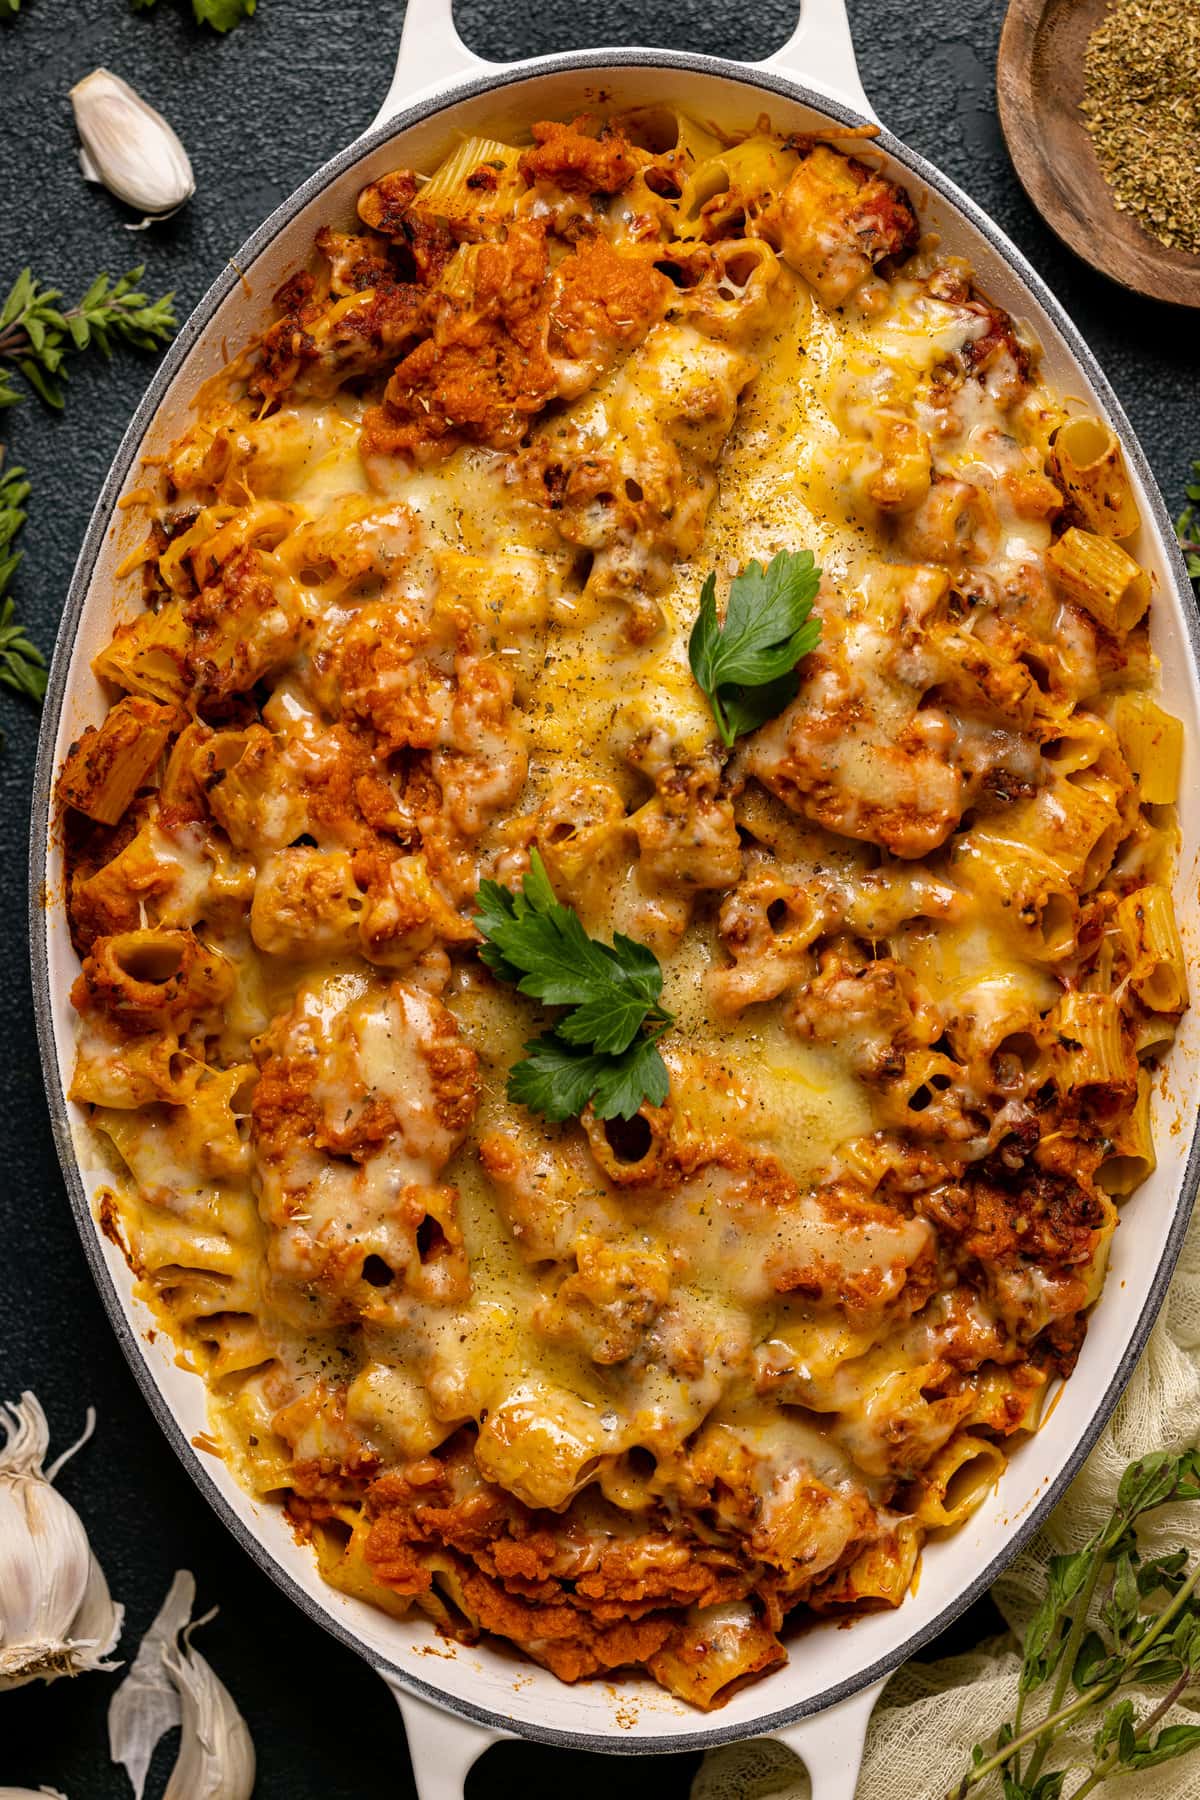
57, 695, 178, 826
312, 1510, 415, 1621
1047, 528, 1149, 633
1098, 1068, 1157, 1196
412, 135, 523, 235
92, 600, 192, 704
1052, 990, 1132, 1095
1113, 693, 1183, 804
1118, 884, 1189, 1012
809, 1520, 924, 1609
647, 1601, 786, 1708
1050, 416, 1140, 538
912, 1435, 1005, 1529
678, 136, 797, 237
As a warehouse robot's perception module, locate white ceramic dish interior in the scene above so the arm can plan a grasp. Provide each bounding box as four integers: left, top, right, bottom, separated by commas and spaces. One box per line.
29, 3, 1200, 1795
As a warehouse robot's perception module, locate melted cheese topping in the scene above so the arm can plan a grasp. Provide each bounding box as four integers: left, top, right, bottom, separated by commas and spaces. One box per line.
63, 112, 1182, 1709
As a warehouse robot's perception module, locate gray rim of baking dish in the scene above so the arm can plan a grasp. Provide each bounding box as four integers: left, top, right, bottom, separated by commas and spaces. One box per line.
27, 45, 1200, 1758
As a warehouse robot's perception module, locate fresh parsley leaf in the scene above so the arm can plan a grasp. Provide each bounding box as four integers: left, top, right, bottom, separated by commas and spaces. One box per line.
688, 548, 822, 748
475, 850, 674, 1122
508, 1030, 670, 1123
476, 850, 671, 1056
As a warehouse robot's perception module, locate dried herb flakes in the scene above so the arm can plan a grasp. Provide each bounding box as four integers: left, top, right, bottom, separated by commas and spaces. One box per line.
1081, 0, 1200, 256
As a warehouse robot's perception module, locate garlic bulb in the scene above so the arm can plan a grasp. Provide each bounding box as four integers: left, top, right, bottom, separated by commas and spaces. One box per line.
69, 69, 195, 228
109, 1571, 255, 1800
0, 1392, 123, 1691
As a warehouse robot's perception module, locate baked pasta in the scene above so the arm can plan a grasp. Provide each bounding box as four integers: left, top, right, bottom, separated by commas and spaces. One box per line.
60, 107, 1188, 1708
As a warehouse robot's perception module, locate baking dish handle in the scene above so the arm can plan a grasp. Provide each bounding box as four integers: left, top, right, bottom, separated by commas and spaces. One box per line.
384, 1674, 885, 1798
370, 0, 496, 131
370, 0, 876, 132
771, 1677, 887, 1799
755, 0, 877, 121
387, 1685, 515, 1800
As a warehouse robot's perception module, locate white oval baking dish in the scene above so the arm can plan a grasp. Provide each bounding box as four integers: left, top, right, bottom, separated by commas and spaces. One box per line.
29, 3, 1200, 1795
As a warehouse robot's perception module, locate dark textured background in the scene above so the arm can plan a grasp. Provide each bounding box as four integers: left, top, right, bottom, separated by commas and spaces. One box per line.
1, 1, 1197, 1794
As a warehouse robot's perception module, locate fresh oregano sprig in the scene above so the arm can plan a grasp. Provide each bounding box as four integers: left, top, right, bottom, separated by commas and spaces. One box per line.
957, 1448, 1200, 1800
0, 453, 43, 708
131, 0, 258, 31
0, 265, 176, 410
0, 451, 29, 601
0, 263, 176, 723
475, 850, 673, 1122
1177, 459, 1200, 582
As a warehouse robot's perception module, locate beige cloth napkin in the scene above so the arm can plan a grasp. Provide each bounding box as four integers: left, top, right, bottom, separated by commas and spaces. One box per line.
694, 1201, 1200, 1800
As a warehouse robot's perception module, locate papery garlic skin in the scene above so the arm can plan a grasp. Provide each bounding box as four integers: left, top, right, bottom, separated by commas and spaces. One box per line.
0, 1393, 122, 1692
109, 1570, 255, 1800
163, 1621, 255, 1800
70, 69, 195, 226
109, 1571, 196, 1800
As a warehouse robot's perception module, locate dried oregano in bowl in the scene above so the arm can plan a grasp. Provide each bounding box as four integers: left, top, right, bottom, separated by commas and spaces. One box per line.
1080, 0, 1200, 257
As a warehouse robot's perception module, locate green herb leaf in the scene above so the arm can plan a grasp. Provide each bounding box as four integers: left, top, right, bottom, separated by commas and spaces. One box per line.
1177, 460, 1200, 582
957, 1434, 1200, 1798
1117, 1451, 1184, 1520
1102, 1549, 1140, 1640
1137, 1548, 1190, 1596
476, 850, 671, 1056
132, 0, 256, 24
0, 595, 46, 703
193, 0, 256, 25
508, 1029, 670, 1123
0, 265, 175, 410
688, 549, 822, 747
1072, 1629, 1107, 1690
1129, 1724, 1200, 1771
1094, 1699, 1135, 1760
0, 455, 29, 602
476, 850, 674, 1122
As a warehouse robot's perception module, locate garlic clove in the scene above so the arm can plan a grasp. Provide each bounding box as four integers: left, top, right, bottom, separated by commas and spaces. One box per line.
72, 1551, 124, 1663
69, 69, 195, 228
108, 1570, 194, 1800
109, 1571, 254, 1800
163, 1618, 255, 1800
0, 1392, 123, 1692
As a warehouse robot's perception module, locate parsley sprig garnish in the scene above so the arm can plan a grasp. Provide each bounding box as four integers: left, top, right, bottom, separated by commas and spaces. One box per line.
688, 548, 822, 748
958, 1448, 1200, 1799
475, 851, 673, 1123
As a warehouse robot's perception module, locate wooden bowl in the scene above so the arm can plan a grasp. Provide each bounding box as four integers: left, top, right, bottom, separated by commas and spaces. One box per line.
998, 0, 1200, 309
